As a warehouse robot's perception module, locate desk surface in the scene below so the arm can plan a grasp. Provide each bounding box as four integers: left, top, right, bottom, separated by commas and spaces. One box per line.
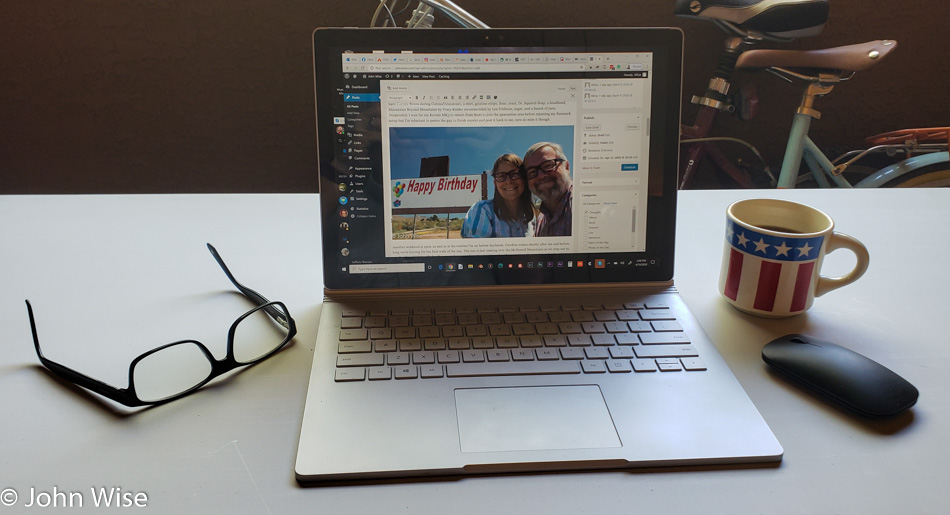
2, 190, 948, 513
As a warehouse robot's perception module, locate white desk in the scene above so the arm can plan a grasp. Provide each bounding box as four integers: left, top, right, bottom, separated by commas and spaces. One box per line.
1, 190, 947, 513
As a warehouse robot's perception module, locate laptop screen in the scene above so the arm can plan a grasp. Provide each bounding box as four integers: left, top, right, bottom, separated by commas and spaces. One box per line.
313, 28, 683, 290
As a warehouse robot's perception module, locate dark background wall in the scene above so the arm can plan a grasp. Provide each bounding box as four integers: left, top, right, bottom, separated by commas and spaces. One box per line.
2, 0, 947, 193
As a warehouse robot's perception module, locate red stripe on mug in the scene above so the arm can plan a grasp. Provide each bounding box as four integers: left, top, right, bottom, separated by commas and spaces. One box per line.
724, 248, 744, 301
753, 261, 783, 311
791, 261, 816, 312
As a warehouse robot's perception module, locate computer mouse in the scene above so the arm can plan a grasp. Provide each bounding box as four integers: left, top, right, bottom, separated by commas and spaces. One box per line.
762, 334, 918, 418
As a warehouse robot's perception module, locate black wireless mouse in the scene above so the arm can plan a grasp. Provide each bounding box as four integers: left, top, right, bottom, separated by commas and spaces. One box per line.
762, 334, 918, 418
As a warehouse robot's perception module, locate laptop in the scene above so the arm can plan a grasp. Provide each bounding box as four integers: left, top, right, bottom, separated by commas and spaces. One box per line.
296, 27, 782, 482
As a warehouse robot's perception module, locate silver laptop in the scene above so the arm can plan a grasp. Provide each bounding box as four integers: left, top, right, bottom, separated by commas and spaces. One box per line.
296, 27, 782, 482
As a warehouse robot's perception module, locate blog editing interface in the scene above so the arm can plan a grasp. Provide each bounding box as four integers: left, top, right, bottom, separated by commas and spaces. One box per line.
324, 44, 665, 288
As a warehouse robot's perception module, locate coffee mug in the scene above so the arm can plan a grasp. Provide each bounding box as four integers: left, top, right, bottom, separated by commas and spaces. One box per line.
718, 199, 870, 318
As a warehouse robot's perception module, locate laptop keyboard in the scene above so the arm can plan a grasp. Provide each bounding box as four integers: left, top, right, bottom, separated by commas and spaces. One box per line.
333, 300, 706, 382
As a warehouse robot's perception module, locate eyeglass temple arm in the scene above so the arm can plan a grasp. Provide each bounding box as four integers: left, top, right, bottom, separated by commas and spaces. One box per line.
25, 300, 142, 407
205, 244, 291, 330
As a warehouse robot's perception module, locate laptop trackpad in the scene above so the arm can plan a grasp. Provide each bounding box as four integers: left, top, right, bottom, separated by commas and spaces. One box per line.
455, 385, 621, 453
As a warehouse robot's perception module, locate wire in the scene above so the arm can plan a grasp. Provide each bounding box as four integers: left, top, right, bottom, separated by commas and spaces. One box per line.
680, 136, 777, 185
370, 0, 399, 27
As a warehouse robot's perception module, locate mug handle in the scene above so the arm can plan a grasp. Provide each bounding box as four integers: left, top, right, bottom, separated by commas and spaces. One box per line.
815, 232, 870, 297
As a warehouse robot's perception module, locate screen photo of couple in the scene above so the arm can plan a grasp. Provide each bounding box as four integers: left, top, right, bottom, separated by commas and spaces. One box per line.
388, 125, 574, 240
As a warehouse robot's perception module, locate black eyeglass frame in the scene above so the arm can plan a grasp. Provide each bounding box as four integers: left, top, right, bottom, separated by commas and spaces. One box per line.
491, 170, 524, 183
523, 158, 566, 179
25, 244, 297, 407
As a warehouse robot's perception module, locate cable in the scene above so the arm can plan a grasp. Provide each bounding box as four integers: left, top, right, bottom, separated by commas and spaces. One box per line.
370, 0, 399, 27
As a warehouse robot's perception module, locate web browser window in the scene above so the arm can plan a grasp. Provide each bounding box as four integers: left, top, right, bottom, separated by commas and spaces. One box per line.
314, 29, 682, 289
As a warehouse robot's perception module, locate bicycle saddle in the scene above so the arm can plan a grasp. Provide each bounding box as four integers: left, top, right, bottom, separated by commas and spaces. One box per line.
674, 0, 829, 38
736, 40, 897, 73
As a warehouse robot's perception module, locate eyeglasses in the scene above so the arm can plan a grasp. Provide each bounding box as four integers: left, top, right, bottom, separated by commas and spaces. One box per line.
492, 170, 523, 183
523, 158, 565, 179
25, 244, 297, 407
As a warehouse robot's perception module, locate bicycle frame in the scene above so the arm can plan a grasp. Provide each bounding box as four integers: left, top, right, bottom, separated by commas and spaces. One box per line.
680, 105, 761, 189
778, 112, 950, 189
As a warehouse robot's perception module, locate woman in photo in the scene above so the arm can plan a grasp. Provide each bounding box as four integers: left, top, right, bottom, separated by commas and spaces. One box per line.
461, 154, 537, 238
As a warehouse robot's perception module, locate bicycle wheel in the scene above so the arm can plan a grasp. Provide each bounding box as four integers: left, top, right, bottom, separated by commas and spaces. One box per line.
882, 162, 950, 187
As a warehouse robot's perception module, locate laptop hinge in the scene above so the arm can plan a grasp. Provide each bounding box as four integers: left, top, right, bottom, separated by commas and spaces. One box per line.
322, 281, 676, 302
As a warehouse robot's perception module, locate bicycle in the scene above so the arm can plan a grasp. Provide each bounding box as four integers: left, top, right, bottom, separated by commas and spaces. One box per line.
675, 0, 949, 189
371, 0, 950, 189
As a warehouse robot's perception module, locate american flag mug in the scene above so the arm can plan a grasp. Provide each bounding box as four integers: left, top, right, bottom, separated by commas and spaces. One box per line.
718, 199, 869, 318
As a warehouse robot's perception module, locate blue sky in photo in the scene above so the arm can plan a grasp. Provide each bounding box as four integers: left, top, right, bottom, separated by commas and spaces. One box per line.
389, 126, 574, 198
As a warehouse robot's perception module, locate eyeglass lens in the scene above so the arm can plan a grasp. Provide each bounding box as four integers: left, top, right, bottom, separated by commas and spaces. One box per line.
493, 171, 522, 182
233, 304, 292, 363
525, 159, 562, 179
130, 304, 291, 402
133, 343, 213, 403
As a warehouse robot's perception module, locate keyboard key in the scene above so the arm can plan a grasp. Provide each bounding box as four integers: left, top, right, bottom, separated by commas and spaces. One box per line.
496, 336, 519, 348
627, 321, 653, 333
634, 345, 699, 358
340, 317, 363, 329
609, 346, 635, 359
639, 309, 675, 321
394, 366, 418, 379
604, 322, 629, 333
368, 366, 391, 380
585, 347, 610, 359
632, 359, 658, 372
489, 324, 511, 336
639, 333, 691, 345
423, 338, 447, 350
606, 360, 633, 373
581, 361, 607, 374
462, 350, 486, 363
437, 351, 460, 363
446, 361, 580, 377
466, 325, 489, 337
448, 337, 470, 350
338, 341, 371, 353
487, 350, 511, 362
421, 365, 444, 378
615, 333, 640, 345
412, 351, 435, 364
472, 337, 494, 349
560, 347, 586, 360
681, 358, 707, 371
582, 322, 606, 334
442, 326, 464, 337
615, 309, 640, 321
335, 368, 365, 381
399, 339, 422, 351
369, 328, 392, 339
388, 352, 410, 365
559, 322, 583, 334
568, 334, 592, 347
536, 349, 560, 361
418, 326, 441, 338
339, 329, 368, 341
374, 340, 397, 352
651, 320, 683, 332
511, 349, 535, 361
520, 335, 544, 348
337, 354, 385, 367
394, 327, 416, 339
